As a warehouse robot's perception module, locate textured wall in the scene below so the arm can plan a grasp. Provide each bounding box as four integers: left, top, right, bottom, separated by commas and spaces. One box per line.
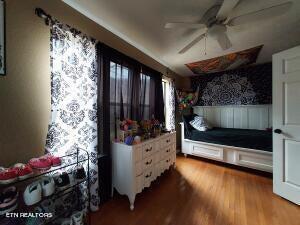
0, 0, 188, 166
191, 63, 272, 106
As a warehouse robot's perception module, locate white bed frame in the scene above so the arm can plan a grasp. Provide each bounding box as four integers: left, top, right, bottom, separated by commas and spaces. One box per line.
180, 105, 273, 173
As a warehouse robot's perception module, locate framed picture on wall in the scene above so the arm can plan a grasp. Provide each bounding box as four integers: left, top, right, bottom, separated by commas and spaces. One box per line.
0, 0, 5, 75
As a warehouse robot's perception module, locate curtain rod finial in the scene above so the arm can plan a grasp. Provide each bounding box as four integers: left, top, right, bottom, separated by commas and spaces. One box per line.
35, 8, 51, 25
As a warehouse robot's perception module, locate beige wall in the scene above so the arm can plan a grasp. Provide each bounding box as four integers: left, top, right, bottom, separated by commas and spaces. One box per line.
0, 0, 188, 166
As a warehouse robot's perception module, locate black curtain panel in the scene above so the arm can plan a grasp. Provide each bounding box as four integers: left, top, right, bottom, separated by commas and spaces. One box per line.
109, 61, 141, 138
141, 65, 165, 122
139, 73, 154, 120
154, 75, 165, 122
130, 66, 141, 120
96, 43, 112, 204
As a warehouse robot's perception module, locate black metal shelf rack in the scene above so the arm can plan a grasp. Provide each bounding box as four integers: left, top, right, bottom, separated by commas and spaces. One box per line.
0, 148, 91, 225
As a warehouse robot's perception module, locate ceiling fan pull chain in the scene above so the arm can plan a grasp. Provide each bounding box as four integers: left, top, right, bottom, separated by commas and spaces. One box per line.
204, 33, 207, 55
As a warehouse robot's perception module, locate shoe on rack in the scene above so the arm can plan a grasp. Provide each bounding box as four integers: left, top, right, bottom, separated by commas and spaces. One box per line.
0, 186, 18, 215
40, 176, 55, 197
13, 163, 33, 180
43, 154, 62, 167
23, 182, 42, 206
54, 172, 70, 190
71, 211, 84, 225
39, 199, 55, 220
29, 157, 52, 170
74, 166, 86, 181
0, 167, 18, 185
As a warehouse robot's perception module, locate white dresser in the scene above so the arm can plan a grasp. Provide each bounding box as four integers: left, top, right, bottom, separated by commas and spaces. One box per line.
111, 132, 176, 210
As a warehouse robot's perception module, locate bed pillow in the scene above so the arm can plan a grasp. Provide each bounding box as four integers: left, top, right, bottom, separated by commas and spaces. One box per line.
189, 116, 211, 132
182, 114, 197, 130
182, 114, 198, 137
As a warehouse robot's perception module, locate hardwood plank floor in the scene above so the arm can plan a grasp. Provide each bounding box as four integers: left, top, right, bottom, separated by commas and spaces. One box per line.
91, 155, 300, 225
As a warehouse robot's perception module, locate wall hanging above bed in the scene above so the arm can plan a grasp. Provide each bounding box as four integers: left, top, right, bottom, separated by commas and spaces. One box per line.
186, 45, 263, 74
191, 63, 272, 106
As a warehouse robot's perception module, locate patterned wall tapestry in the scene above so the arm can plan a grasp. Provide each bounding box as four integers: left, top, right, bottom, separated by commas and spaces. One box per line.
186, 45, 263, 75
45, 20, 99, 211
191, 63, 272, 106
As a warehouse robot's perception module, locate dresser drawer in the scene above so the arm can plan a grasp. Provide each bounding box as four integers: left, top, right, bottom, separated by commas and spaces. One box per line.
165, 156, 172, 168
191, 143, 224, 161
160, 156, 172, 172
143, 167, 155, 188
160, 145, 173, 160
143, 155, 154, 171
153, 151, 160, 164
142, 143, 155, 159
161, 136, 173, 148
161, 134, 176, 148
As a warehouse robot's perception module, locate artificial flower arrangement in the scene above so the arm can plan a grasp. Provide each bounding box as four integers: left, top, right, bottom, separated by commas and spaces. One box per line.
176, 86, 199, 112
139, 118, 161, 139
118, 118, 163, 145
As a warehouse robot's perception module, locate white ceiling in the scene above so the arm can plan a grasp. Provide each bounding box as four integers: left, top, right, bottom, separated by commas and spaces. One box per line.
63, 0, 300, 76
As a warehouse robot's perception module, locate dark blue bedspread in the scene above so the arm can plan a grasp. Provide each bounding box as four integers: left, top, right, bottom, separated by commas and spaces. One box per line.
182, 114, 272, 152
187, 127, 272, 152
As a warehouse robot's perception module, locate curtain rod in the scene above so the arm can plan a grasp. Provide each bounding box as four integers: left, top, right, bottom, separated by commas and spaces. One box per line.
35, 8, 171, 78
35, 8, 53, 26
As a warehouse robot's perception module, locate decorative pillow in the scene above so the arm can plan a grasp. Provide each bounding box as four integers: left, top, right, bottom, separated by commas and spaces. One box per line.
182, 114, 198, 132
189, 116, 211, 132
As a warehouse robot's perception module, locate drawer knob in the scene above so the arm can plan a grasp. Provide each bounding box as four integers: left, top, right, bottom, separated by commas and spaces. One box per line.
146, 159, 152, 165
166, 139, 170, 143
166, 159, 170, 163
145, 172, 152, 178
146, 147, 152, 152
166, 149, 170, 153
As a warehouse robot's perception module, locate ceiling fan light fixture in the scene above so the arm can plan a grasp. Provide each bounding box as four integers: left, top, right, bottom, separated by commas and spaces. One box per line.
207, 25, 227, 40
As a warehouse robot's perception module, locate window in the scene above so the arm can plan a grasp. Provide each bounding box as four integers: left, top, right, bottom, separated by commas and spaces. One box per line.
110, 61, 130, 139
139, 73, 152, 120
109, 60, 164, 139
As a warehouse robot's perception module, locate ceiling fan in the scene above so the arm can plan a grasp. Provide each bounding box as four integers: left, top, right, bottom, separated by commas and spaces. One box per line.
164, 0, 293, 54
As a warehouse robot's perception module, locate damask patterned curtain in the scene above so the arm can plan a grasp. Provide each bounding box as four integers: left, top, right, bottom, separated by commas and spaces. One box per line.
45, 20, 99, 211
165, 79, 176, 131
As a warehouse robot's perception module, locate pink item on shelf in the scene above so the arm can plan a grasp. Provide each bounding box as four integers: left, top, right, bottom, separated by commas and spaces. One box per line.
43, 154, 62, 167
13, 163, 33, 180
0, 168, 18, 185
29, 157, 52, 170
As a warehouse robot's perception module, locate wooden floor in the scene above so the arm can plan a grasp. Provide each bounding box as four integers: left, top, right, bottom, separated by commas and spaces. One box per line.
91, 155, 300, 225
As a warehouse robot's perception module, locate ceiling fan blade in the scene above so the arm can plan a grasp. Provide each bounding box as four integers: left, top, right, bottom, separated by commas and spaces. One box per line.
164, 22, 206, 29
216, 0, 240, 21
217, 32, 232, 50
227, 1, 292, 26
179, 32, 206, 54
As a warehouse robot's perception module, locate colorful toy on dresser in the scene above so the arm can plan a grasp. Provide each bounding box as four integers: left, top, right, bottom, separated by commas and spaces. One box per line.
118, 119, 139, 144
118, 118, 164, 146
